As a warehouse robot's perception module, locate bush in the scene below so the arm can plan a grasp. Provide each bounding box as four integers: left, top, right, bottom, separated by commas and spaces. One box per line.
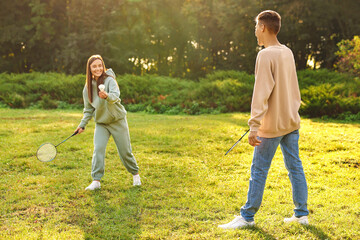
125, 103, 147, 112
300, 84, 353, 117
335, 111, 360, 121
0, 72, 84, 109
199, 70, 253, 82
335, 35, 360, 77
2, 93, 26, 108
38, 94, 58, 109
117, 71, 254, 115
298, 69, 360, 118
0, 69, 359, 119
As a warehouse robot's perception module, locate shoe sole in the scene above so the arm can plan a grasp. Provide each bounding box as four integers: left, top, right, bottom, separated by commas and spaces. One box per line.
218, 223, 255, 229
284, 219, 309, 225
85, 187, 101, 190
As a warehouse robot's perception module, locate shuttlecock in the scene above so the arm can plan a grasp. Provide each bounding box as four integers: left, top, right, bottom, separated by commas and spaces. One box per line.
98, 84, 105, 92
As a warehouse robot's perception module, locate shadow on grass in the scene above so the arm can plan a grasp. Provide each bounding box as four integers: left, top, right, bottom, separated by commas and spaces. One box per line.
244, 226, 277, 240
303, 224, 333, 240
84, 187, 142, 240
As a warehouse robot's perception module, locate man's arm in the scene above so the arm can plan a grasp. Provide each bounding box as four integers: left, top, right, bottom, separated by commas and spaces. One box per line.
248, 51, 275, 146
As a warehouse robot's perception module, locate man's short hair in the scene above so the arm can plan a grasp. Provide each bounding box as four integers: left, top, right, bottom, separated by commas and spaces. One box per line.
256, 10, 281, 35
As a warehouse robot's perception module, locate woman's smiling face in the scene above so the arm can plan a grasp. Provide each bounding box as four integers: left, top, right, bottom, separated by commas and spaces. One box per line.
90, 59, 104, 79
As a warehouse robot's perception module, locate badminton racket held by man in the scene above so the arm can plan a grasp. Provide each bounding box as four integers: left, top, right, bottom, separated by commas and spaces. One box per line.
218, 10, 309, 229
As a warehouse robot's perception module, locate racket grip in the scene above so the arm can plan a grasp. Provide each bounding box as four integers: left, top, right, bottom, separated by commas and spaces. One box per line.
73, 127, 84, 136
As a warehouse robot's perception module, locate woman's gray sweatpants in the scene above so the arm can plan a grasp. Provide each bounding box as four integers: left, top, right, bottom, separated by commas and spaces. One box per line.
91, 118, 139, 180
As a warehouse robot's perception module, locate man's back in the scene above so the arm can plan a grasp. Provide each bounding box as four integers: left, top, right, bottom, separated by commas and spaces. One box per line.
248, 45, 301, 138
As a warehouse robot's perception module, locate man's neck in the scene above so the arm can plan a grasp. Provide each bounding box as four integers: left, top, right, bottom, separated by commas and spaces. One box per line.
263, 36, 281, 48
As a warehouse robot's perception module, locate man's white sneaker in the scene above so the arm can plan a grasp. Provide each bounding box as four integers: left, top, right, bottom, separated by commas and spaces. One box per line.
85, 181, 101, 190
284, 215, 309, 225
218, 216, 255, 229
133, 174, 141, 186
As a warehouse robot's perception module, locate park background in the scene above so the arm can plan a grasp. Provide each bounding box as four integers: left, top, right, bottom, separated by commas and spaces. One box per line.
1, 0, 360, 239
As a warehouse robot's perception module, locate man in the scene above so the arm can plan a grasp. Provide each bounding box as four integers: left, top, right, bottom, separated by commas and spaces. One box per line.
218, 10, 309, 229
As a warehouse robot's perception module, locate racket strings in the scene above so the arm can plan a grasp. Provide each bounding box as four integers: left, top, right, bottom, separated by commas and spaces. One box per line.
37, 143, 57, 162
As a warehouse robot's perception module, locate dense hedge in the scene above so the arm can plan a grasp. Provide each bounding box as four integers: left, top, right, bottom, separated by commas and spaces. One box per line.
0, 72, 84, 109
297, 70, 360, 119
117, 70, 254, 115
0, 70, 359, 119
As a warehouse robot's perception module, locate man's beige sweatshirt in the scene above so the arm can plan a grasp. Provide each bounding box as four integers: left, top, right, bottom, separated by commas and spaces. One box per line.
248, 45, 301, 138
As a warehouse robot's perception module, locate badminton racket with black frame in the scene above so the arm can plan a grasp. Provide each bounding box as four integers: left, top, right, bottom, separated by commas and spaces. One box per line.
224, 129, 250, 155
36, 129, 80, 162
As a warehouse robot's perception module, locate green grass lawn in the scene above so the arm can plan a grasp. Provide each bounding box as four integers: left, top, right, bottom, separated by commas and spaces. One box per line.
0, 109, 359, 240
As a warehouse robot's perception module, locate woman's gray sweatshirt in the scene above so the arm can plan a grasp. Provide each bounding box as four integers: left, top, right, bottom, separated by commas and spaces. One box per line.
78, 68, 127, 128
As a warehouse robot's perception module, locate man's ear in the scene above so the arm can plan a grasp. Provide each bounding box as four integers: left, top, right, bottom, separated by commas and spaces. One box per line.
260, 23, 265, 32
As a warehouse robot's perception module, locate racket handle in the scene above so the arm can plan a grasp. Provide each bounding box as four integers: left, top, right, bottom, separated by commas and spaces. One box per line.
55, 128, 82, 147
224, 129, 250, 155
73, 127, 84, 136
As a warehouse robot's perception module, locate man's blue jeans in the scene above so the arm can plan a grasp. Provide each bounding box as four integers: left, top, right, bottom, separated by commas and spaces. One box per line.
240, 130, 309, 222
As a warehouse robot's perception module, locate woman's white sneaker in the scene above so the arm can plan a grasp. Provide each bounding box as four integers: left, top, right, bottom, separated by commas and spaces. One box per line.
85, 181, 101, 190
284, 215, 309, 225
133, 174, 141, 186
218, 216, 255, 229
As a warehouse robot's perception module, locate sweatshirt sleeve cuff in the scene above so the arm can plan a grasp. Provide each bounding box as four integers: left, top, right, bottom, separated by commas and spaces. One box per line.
105, 94, 118, 103
249, 126, 259, 132
78, 121, 87, 129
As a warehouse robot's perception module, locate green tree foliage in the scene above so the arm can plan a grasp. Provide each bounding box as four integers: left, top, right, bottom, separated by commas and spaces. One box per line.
335, 35, 360, 77
269, 0, 360, 70
1, 0, 359, 77
0, 0, 32, 73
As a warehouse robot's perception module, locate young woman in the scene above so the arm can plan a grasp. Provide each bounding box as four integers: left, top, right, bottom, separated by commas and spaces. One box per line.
75, 55, 141, 190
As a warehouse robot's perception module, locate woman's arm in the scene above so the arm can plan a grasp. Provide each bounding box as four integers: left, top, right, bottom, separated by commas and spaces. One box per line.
105, 77, 120, 103
78, 87, 95, 129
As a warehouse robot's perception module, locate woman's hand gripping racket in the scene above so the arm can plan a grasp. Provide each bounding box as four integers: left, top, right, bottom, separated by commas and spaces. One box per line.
36, 129, 80, 162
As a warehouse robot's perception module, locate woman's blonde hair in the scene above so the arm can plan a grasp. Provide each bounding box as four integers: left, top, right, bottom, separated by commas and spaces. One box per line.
86, 55, 108, 103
